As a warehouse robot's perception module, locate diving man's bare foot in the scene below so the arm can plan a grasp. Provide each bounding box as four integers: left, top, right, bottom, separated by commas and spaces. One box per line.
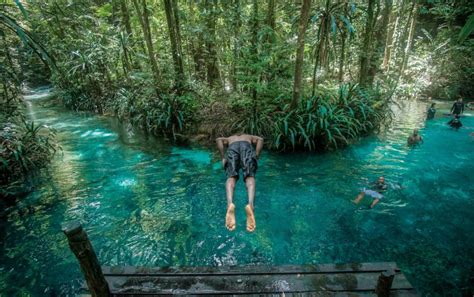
245, 204, 256, 232
225, 203, 236, 231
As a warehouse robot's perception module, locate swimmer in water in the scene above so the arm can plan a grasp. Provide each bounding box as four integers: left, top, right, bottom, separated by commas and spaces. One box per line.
353, 176, 387, 208
450, 97, 464, 116
427, 103, 436, 120
407, 129, 424, 146
448, 115, 463, 129
216, 134, 263, 232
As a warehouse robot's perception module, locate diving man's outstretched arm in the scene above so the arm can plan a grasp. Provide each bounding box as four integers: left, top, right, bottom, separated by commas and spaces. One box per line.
252, 136, 264, 158
216, 137, 229, 166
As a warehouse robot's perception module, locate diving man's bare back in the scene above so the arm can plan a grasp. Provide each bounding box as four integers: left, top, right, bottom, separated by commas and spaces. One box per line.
216, 134, 263, 150
216, 134, 263, 232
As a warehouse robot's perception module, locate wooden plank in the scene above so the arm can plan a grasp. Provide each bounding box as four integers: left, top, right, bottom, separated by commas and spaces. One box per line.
111, 292, 418, 296
102, 262, 400, 276
388, 290, 419, 297
112, 292, 418, 297
105, 271, 413, 294
112, 292, 342, 297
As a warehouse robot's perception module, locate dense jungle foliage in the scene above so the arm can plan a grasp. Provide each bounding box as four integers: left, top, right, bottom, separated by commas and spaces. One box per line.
0, 56, 57, 197
1, 0, 473, 189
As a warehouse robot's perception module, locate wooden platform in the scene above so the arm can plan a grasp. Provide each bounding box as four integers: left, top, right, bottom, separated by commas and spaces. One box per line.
99, 262, 417, 296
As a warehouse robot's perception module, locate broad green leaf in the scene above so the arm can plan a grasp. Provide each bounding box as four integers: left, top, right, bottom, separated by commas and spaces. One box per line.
14, 0, 29, 19
458, 14, 474, 43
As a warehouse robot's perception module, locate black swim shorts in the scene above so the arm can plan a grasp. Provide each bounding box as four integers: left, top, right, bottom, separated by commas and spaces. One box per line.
225, 141, 258, 180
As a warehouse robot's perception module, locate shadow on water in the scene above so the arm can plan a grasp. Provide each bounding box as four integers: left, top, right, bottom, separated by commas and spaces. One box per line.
0, 89, 473, 296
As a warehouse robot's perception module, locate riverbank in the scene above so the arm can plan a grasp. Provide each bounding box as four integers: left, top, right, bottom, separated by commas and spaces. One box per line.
52, 82, 388, 152
0, 84, 58, 200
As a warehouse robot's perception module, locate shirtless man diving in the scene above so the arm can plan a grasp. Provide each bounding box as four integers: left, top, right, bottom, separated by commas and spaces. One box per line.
216, 134, 263, 232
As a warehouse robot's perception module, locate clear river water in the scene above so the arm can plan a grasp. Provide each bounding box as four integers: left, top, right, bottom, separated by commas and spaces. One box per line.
0, 88, 473, 296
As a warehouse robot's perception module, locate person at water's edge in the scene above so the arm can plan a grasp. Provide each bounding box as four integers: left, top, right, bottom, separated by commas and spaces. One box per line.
216, 134, 264, 232
353, 176, 387, 208
450, 97, 464, 115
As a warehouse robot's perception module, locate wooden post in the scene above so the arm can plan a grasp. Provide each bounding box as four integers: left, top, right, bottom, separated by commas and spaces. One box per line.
63, 221, 110, 297
376, 269, 395, 297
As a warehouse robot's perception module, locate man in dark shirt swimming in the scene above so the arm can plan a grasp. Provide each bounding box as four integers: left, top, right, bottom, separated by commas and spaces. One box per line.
216, 134, 263, 232
451, 98, 464, 115
353, 176, 388, 208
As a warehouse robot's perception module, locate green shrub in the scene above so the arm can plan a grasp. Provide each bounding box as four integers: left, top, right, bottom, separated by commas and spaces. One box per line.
107, 86, 197, 139
0, 120, 58, 196
231, 84, 387, 151
145, 93, 196, 138
274, 84, 386, 151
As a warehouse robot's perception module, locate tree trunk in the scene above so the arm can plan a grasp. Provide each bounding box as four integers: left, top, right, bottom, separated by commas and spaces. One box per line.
311, 11, 329, 96
251, 0, 259, 111
382, 0, 400, 70
172, 0, 184, 76
132, 0, 161, 91
359, 0, 376, 87
188, 1, 206, 81
291, 0, 312, 108
337, 1, 350, 82
193, 36, 206, 81
399, 1, 417, 77
118, 0, 133, 75
231, 0, 242, 90
123, 0, 146, 65
367, 0, 392, 85
338, 29, 347, 82
266, 0, 276, 32
164, 0, 184, 89
120, 0, 133, 37
322, 0, 331, 75
205, 0, 221, 88
396, 0, 414, 64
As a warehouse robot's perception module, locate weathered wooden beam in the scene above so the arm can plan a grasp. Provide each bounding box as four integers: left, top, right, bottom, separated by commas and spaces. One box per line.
63, 221, 110, 297
104, 271, 413, 294
376, 269, 396, 297
102, 262, 401, 276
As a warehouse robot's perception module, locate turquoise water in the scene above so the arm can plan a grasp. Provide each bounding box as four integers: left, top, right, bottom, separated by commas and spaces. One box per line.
1, 90, 473, 296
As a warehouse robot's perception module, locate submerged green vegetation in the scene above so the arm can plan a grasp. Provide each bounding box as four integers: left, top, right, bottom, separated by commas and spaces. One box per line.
1, 0, 473, 189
